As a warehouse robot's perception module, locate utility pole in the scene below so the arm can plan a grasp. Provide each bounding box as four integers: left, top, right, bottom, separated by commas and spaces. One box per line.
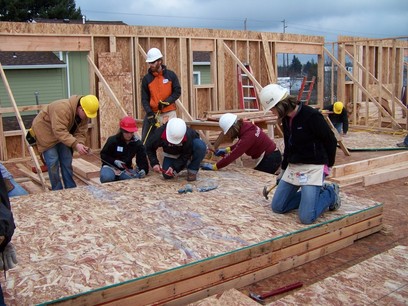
281, 19, 288, 75
244, 18, 247, 30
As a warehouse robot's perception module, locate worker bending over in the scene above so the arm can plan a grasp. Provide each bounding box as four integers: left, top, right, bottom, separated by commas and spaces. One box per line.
31, 95, 99, 190
145, 118, 206, 181
201, 113, 281, 174
323, 101, 349, 135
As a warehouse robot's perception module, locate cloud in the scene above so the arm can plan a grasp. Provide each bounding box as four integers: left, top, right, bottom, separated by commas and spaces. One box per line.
75, 0, 408, 41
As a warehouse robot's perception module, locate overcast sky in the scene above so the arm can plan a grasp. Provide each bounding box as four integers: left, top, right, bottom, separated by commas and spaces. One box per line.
74, 0, 408, 42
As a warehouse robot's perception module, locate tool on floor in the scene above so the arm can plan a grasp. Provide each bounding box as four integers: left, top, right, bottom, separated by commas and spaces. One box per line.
196, 179, 218, 192
249, 281, 303, 303
262, 184, 277, 200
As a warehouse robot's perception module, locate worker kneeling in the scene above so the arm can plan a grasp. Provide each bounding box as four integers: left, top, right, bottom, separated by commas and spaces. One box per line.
145, 118, 207, 181
100, 116, 149, 183
200, 113, 281, 174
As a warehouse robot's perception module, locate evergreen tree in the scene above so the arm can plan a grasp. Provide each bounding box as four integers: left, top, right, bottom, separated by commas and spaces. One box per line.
289, 55, 302, 76
0, 0, 82, 22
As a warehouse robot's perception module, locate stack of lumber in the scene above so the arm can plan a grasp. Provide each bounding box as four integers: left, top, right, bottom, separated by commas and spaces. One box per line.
72, 157, 101, 185
191, 245, 408, 305
329, 151, 408, 187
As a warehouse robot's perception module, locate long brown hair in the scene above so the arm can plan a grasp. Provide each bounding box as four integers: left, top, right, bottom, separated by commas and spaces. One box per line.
274, 96, 299, 119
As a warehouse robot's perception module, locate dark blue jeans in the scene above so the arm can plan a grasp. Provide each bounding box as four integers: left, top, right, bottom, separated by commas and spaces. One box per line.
43, 143, 76, 190
162, 138, 207, 179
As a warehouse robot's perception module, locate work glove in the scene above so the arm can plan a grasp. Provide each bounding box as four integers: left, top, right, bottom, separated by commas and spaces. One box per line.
114, 160, 126, 169
152, 164, 162, 174
0, 243, 18, 271
158, 100, 170, 111
147, 112, 156, 126
178, 184, 193, 194
214, 147, 231, 157
201, 163, 217, 171
136, 169, 146, 179
164, 167, 176, 177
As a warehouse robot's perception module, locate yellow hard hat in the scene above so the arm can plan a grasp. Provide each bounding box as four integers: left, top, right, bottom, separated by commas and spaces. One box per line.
333, 101, 344, 114
80, 95, 99, 118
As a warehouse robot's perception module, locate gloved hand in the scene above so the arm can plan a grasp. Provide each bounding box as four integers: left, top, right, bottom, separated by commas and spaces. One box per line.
152, 164, 162, 173
201, 163, 216, 171
164, 167, 176, 177
147, 112, 156, 126
158, 100, 170, 111
178, 184, 193, 194
114, 160, 126, 169
137, 169, 146, 179
0, 243, 18, 271
214, 147, 230, 157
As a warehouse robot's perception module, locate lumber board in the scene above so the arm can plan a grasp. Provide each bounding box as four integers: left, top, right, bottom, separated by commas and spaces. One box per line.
363, 164, 408, 186
72, 158, 101, 180
331, 151, 408, 178
329, 161, 408, 187
112, 222, 383, 306
15, 163, 51, 190
5, 167, 383, 305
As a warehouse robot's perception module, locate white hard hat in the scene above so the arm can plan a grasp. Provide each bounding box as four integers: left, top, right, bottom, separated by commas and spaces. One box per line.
166, 118, 187, 144
260, 84, 289, 113
146, 48, 163, 63
219, 113, 238, 134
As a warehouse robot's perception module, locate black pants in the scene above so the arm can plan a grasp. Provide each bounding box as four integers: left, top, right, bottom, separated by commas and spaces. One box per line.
254, 150, 282, 174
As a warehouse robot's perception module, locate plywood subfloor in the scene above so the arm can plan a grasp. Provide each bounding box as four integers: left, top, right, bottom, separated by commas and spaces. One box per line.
4, 166, 380, 305
342, 129, 406, 150
268, 245, 408, 305
191, 245, 408, 305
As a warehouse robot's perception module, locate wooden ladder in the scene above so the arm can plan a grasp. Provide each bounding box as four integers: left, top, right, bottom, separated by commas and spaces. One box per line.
237, 64, 259, 111
297, 76, 316, 105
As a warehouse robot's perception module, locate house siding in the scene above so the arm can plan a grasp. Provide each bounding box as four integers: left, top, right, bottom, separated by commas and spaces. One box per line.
0, 68, 67, 116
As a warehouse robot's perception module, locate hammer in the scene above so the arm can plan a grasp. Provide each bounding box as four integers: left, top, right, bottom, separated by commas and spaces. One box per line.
249, 281, 303, 303
262, 184, 277, 200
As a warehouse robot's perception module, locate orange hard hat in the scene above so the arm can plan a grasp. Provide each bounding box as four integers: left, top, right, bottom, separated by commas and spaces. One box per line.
120, 116, 138, 132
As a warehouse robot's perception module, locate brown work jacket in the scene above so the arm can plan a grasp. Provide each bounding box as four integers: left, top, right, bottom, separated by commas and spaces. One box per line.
31, 95, 88, 153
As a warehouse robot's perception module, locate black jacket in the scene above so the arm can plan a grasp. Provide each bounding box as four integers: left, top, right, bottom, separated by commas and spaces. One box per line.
323, 104, 349, 134
145, 123, 200, 173
281, 103, 337, 170
100, 133, 149, 174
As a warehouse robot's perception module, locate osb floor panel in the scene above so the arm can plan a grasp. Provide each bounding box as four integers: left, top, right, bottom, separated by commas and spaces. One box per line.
342, 129, 405, 150
191, 245, 408, 306
268, 245, 408, 305
3, 166, 380, 305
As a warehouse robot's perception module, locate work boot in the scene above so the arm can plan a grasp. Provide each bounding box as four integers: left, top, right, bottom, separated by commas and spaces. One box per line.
187, 170, 197, 181
396, 142, 408, 148
329, 182, 341, 211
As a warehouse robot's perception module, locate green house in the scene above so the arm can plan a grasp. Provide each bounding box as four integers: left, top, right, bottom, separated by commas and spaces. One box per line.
0, 51, 90, 118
